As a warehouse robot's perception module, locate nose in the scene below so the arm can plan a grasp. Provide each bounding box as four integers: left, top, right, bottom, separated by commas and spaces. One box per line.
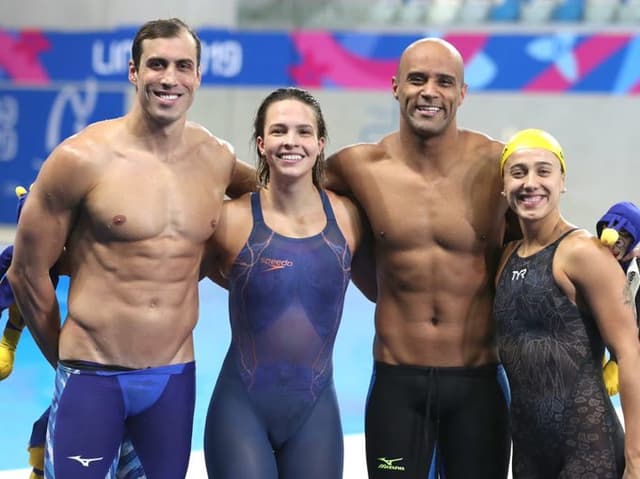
420, 79, 438, 97
523, 171, 538, 188
161, 65, 177, 87
283, 131, 298, 147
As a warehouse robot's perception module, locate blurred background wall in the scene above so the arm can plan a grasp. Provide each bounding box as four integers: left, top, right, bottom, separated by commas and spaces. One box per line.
1, 0, 638, 232
0, 1, 638, 473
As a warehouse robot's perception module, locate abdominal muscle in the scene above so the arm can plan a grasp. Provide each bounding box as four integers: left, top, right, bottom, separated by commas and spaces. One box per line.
372, 249, 499, 368
58, 239, 202, 369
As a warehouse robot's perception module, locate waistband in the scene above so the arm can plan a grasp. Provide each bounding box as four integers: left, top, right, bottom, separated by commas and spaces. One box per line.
374, 361, 502, 377
58, 359, 196, 376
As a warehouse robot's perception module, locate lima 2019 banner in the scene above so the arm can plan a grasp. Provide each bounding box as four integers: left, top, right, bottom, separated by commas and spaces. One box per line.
1, 27, 640, 222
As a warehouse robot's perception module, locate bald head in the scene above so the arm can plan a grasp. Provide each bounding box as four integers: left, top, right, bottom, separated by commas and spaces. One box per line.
396, 38, 465, 85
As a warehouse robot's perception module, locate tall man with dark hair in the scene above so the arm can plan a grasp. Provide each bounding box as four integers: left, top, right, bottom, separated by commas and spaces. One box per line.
8, 18, 254, 478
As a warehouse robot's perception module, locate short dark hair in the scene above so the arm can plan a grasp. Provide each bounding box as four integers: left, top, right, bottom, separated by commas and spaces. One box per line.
253, 87, 328, 189
131, 18, 201, 70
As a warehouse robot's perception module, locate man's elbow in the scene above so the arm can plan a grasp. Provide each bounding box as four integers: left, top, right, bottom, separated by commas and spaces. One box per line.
5, 265, 20, 292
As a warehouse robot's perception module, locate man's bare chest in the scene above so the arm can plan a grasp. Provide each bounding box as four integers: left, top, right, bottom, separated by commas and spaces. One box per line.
355, 173, 500, 253
85, 168, 225, 243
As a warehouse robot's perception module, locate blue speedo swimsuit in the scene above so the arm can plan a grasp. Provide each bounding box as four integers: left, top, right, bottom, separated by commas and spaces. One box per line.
204, 190, 352, 479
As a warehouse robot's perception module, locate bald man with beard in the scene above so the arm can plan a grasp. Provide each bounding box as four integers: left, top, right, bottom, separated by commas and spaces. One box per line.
326, 38, 513, 479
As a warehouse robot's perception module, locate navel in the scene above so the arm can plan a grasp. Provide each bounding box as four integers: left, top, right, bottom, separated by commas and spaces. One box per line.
431, 317, 439, 326
379, 231, 386, 238
112, 215, 127, 226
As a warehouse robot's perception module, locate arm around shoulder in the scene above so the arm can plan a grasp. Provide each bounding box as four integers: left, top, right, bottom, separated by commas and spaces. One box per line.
227, 157, 257, 199
202, 194, 253, 289
324, 143, 381, 196
327, 190, 376, 302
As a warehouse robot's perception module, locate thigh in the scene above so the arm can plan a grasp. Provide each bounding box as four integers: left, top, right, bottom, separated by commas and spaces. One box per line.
126, 364, 196, 479
438, 367, 511, 479
559, 374, 624, 479
46, 367, 124, 479
365, 364, 435, 479
278, 383, 343, 479
204, 368, 278, 479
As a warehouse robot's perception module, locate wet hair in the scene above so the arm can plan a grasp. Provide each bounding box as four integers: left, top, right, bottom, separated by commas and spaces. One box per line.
130, 18, 201, 70
252, 87, 327, 189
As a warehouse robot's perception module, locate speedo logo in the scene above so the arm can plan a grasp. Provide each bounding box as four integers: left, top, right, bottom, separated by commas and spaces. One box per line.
377, 457, 406, 471
260, 257, 294, 271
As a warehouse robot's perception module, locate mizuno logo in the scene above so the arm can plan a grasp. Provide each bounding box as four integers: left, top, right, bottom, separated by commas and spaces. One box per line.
377, 457, 406, 471
67, 455, 103, 467
260, 257, 294, 271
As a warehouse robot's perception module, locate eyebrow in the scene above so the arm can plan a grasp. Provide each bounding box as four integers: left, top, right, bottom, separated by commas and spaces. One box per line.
269, 122, 314, 129
510, 160, 555, 169
146, 56, 195, 65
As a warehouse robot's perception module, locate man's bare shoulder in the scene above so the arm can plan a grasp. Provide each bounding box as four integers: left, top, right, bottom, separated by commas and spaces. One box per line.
325, 134, 397, 194
459, 128, 505, 162
185, 122, 236, 162
49, 118, 122, 167
330, 135, 395, 166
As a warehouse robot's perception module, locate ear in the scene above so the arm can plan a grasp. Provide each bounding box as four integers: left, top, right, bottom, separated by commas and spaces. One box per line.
459, 82, 468, 106
318, 136, 326, 154
195, 64, 202, 88
391, 76, 399, 100
560, 173, 567, 193
128, 59, 137, 87
256, 136, 265, 157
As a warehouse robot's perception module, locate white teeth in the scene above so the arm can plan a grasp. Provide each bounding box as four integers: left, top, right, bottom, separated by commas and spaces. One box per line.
158, 94, 178, 100
281, 154, 303, 161
520, 195, 544, 206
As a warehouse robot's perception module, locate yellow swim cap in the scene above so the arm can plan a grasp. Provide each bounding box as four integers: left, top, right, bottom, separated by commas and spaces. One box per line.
500, 128, 566, 176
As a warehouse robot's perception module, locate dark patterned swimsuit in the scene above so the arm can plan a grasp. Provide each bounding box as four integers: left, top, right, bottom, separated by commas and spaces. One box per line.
494, 230, 624, 479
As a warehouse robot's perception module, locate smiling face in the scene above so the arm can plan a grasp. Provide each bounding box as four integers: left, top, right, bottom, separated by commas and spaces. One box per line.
256, 98, 325, 187
502, 148, 566, 223
128, 30, 201, 126
392, 38, 466, 138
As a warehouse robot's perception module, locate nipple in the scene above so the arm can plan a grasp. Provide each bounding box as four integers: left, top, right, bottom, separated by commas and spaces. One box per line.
112, 215, 126, 226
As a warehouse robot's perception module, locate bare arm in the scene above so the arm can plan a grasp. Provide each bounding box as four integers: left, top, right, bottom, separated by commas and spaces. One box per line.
7, 144, 91, 367
327, 189, 376, 302
201, 195, 253, 290
324, 149, 352, 196
325, 147, 378, 301
351, 226, 377, 303
226, 158, 257, 199
564, 237, 640, 475
205, 130, 257, 199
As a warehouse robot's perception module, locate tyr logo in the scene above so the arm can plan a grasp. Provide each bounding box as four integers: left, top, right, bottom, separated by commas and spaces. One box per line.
511, 269, 527, 281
